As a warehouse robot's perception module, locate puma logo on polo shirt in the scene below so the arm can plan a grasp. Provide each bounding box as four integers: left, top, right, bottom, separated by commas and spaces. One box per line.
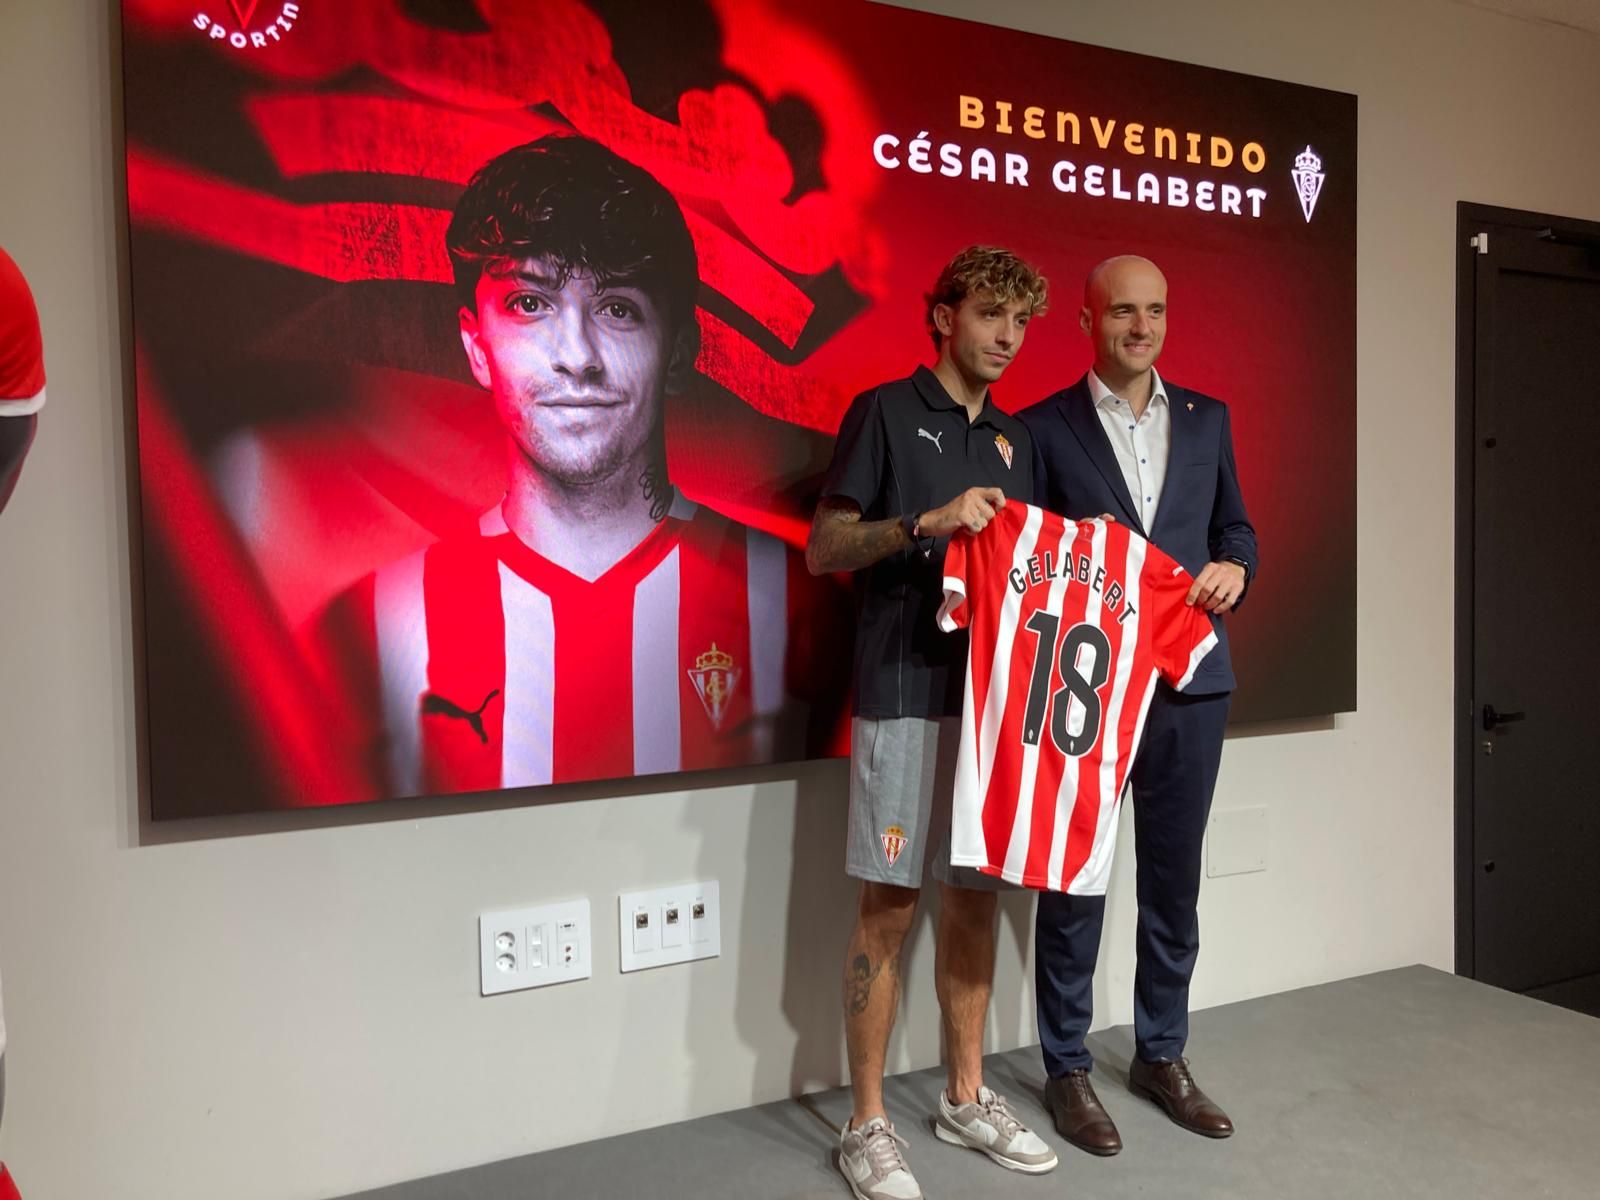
917, 427, 944, 453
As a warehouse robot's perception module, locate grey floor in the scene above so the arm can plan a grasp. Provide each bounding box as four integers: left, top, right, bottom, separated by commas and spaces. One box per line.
340, 966, 1600, 1199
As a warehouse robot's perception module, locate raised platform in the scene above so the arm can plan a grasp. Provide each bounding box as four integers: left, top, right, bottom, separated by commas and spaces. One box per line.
340, 966, 1600, 1199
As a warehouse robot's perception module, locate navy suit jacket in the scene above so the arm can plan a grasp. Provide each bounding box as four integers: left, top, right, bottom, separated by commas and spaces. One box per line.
1019, 375, 1257, 695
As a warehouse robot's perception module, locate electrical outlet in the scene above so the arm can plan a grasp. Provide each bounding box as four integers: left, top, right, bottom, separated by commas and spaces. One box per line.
479, 899, 591, 996
619, 882, 720, 972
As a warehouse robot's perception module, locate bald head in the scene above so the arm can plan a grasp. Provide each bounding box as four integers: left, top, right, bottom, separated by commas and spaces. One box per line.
1081, 255, 1168, 391
1083, 255, 1166, 308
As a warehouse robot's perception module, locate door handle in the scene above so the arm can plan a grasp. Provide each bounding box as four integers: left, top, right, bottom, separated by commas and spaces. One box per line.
1482, 704, 1527, 731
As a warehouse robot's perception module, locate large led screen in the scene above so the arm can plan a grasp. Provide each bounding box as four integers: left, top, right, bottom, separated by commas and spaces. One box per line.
122, 0, 1357, 818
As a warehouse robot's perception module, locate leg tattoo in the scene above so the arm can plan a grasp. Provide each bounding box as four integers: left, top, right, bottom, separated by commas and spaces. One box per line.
845, 953, 884, 1017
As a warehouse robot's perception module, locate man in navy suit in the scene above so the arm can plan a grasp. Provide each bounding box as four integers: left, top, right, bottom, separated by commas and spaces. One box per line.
1019, 255, 1257, 1156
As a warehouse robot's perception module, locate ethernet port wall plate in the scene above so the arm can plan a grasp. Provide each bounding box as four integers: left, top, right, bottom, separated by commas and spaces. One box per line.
618, 881, 720, 973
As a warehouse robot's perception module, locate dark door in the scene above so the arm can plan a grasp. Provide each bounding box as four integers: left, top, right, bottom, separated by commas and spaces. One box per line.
1457, 205, 1600, 1016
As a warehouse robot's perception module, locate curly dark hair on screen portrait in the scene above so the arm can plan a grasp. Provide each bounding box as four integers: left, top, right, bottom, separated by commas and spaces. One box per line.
924, 245, 1050, 349
445, 134, 699, 327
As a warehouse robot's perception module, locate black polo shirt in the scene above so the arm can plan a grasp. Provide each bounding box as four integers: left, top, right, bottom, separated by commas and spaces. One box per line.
820, 365, 1034, 718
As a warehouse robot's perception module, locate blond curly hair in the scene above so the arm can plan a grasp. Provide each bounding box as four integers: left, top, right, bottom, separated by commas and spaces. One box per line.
924, 246, 1049, 349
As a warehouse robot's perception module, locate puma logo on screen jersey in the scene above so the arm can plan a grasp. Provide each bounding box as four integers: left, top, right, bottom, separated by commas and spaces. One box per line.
937, 503, 1218, 895
421, 688, 501, 745
917, 427, 944, 453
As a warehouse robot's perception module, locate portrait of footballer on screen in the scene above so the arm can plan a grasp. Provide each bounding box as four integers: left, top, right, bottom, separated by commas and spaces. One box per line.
309, 136, 844, 799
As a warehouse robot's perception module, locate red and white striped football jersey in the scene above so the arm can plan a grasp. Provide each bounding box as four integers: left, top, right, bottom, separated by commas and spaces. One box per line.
315, 492, 823, 798
937, 503, 1217, 893
0, 247, 46, 416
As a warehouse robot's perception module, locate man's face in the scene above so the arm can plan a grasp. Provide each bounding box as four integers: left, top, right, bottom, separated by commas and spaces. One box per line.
1082, 259, 1167, 381
459, 259, 687, 485
936, 291, 1032, 386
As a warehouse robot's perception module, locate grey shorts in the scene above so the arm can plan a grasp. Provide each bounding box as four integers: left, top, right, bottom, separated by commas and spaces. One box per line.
846, 716, 1009, 891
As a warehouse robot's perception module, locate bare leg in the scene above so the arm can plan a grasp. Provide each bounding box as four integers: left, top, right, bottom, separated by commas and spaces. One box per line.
936, 883, 998, 1104
844, 881, 919, 1128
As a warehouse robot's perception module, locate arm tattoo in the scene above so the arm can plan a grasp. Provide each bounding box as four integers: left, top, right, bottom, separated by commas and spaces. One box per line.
844, 952, 885, 1017
806, 500, 911, 575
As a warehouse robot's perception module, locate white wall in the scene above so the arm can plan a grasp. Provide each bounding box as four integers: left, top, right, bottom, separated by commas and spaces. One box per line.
1, 1, 1597, 1197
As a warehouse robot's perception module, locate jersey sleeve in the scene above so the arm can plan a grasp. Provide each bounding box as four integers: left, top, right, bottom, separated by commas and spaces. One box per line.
1143, 542, 1219, 692
819, 387, 885, 513
0, 247, 46, 416
937, 529, 972, 632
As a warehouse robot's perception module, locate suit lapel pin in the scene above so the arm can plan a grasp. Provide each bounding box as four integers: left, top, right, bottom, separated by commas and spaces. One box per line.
1186, 402, 1195, 411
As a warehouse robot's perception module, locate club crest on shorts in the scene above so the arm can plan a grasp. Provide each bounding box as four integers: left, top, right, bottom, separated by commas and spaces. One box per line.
689, 642, 741, 730
993, 432, 1014, 469
880, 825, 909, 866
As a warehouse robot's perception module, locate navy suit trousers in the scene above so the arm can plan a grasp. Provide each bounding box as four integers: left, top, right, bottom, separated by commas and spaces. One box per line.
1035, 683, 1231, 1077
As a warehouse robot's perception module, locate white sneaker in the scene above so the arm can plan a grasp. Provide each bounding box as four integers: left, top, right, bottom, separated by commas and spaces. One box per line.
838, 1115, 923, 1200
934, 1085, 1059, 1174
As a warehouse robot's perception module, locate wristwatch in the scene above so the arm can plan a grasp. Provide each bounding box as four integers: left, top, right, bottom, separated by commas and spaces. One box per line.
1221, 555, 1251, 576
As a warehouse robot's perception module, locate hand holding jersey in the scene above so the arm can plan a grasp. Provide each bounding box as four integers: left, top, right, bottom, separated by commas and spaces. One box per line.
917, 485, 1007, 538
1187, 559, 1247, 612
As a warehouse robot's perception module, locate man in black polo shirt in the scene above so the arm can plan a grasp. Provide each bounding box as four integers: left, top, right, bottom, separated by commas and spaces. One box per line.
807, 246, 1055, 1200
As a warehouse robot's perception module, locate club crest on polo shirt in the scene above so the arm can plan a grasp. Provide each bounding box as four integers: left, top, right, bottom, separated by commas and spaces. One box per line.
994, 432, 1014, 469
880, 825, 908, 866
688, 642, 740, 730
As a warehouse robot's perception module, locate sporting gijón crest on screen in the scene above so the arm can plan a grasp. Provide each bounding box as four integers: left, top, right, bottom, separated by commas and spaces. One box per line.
937, 505, 1218, 894
193, 1, 301, 50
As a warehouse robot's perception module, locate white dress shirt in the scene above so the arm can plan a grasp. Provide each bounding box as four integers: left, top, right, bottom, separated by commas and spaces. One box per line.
1089, 368, 1171, 531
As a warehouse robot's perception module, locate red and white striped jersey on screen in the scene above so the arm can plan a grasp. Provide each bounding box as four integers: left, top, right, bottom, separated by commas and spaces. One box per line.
318, 493, 805, 796
937, 503, 1217, 894
0, 247, 46, 416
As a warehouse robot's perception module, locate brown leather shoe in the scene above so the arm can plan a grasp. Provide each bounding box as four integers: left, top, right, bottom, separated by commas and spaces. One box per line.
1044, 1069, 1123, 1156
1127, 1057, 1234, 1138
